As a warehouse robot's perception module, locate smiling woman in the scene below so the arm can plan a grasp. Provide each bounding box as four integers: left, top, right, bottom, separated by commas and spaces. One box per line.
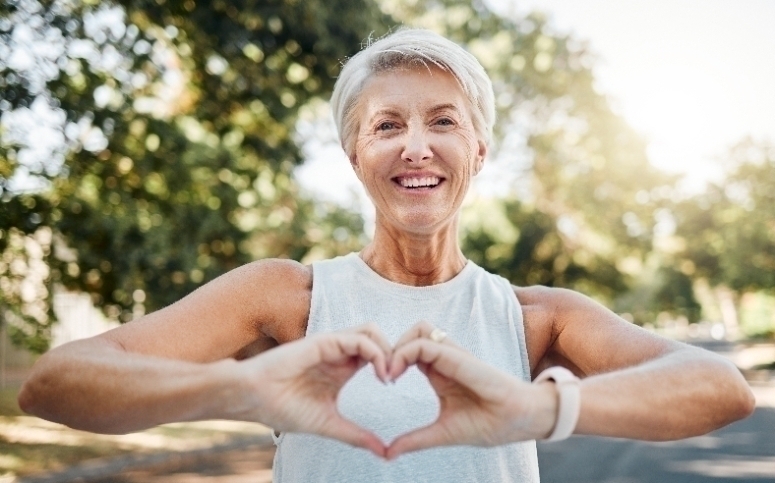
351, 67, 486, 241
18, 28, 755, 483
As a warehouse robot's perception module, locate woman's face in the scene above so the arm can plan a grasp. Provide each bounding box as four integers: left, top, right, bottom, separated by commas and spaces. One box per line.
351, 67, 487, 235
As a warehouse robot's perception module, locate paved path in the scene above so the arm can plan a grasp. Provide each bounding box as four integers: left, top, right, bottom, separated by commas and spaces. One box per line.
538, 406, 775, 483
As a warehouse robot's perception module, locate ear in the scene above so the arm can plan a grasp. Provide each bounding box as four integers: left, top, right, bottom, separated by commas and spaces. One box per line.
349, 153, 363, 181
473, 140, 487, 176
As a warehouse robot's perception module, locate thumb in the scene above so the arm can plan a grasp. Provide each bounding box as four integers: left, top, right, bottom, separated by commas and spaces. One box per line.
318, 415, 387, 459
385, 421, 449, 460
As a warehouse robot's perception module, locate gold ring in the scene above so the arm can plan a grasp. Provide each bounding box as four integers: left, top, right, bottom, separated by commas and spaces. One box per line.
429, 328, 447, 343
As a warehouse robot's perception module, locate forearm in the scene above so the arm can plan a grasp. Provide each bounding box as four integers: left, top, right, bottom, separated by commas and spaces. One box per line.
573, 347, 755, 440
18, 338, 242, 434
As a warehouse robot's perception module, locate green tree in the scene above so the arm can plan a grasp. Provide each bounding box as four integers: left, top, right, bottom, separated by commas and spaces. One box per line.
1, 0, 392, 351
673, 139, 775, 292
673, 139, 775, 295
385, 0, 674, 300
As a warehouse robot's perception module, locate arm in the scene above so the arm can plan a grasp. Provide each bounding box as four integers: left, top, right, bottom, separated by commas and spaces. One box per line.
384, 288, 756, 458
519, 286, 755, 440
18, 259, 310, 434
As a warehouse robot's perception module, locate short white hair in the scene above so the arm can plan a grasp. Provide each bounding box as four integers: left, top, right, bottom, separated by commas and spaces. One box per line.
330, 28, 496, 159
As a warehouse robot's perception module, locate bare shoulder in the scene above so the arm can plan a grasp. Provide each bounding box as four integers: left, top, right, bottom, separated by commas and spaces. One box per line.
101, 258, 312, 362
511, 285, 572, 373
239, 258, 312, 344
512, 284, 680, 377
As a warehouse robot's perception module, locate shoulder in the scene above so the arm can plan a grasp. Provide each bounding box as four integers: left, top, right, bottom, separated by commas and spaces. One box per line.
512, 284, 678, 377
510, 286, 560, 371
98, 258, 313, 362
236, 258, 312, 344
238, 258, 312, 288
511, 285, 605, 374
513, 285, 598, 320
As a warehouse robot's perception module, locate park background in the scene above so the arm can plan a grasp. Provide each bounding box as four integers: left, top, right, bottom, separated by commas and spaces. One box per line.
1, 0, 774, 481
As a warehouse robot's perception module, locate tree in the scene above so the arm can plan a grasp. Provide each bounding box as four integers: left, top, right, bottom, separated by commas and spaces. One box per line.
0, 0, 393, 351
670, 139, 775, 332
384, 0, 675, 301
673, 139, 775, 292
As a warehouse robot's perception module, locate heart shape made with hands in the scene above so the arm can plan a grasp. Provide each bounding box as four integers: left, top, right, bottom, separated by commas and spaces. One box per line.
297, 322, 528, 460
335, 333, 450, 459
338, 354, 440, 445
267, 322, 534, 460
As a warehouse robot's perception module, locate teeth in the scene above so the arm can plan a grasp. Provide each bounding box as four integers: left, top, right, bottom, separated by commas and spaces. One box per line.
400, 177, 440, 188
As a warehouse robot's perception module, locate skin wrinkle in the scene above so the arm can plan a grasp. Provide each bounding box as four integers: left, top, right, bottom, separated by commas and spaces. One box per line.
351, 67, 485, 285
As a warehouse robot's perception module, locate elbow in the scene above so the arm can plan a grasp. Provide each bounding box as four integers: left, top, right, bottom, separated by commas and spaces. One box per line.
17, 363, 49, 417
17, 380, 36, 415
732, 380, 756, 421
715, 362, 756, 427
17, 366, 56, 420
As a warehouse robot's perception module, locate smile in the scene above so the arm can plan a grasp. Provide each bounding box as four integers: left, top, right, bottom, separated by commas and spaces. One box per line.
394, 176, 442, 189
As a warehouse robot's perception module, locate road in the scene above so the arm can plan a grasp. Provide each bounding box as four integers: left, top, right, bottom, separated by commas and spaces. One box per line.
538, 405, 775, 483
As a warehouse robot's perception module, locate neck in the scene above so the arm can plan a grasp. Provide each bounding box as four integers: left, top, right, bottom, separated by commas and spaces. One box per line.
360, 216, 466, 286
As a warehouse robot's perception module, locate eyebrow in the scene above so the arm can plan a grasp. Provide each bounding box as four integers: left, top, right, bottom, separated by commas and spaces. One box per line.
368, 103, 462, 124
428, 103, 462, 116
368, 109, 402, 123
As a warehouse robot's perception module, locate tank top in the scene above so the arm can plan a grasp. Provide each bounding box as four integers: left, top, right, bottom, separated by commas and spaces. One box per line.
272, 253, 540, 482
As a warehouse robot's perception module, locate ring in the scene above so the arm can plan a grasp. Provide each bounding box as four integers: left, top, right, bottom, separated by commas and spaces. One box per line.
429, 328, 447, 343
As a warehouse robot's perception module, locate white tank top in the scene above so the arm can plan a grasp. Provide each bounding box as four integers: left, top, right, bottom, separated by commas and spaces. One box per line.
272, 253, 540, 482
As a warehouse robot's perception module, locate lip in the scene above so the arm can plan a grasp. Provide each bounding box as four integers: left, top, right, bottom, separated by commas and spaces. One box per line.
391, 172, 446, 191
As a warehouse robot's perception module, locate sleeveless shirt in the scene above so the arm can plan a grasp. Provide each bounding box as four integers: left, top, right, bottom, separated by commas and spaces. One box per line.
272, 253, 540, 482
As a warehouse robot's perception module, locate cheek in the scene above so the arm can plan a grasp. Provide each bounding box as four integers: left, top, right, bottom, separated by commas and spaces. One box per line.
449, 131, 480, 170
353, 136, 391, 182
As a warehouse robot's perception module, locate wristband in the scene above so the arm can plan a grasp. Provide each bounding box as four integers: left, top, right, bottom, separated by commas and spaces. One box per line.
534, 366, 581, 442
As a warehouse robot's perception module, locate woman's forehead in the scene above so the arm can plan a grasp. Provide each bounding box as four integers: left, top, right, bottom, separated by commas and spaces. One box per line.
358, 67, 470, 117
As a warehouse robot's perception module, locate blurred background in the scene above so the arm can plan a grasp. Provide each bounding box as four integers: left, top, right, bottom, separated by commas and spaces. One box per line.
1, 0, 774, 481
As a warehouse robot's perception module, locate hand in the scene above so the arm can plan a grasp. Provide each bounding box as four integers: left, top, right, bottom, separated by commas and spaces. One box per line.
386, 322, 558, 460
236, 323, 392, 457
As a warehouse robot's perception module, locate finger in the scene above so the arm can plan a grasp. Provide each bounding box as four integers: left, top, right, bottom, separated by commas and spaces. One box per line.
394, 321, 436, 350
390, 339, 503, 391
394, 321, 461, 352
316, 333, 389, 382
389, 338, 445, 380
319, 415, 387, 458
346, 322, 393, 356
386, 422, 449, 460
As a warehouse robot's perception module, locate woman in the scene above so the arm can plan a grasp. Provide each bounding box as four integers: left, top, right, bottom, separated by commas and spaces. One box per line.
19, 29, 754, 482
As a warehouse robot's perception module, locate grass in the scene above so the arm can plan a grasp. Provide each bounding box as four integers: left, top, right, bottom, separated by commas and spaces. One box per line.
0, 386, 271, 479
0, 388, 24, 417
1, 387, 132, 477
0, 435, 134, 477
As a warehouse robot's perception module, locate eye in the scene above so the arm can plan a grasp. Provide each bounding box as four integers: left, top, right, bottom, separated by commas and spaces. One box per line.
376, 121, 396, 131
435, 117, 455, 127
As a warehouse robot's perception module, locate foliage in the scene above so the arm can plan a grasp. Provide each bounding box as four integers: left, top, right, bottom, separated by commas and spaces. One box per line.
4, 0, 764, 350
673, 139, 775, 294
0, 0, 392, 351
385, 0, 674, 300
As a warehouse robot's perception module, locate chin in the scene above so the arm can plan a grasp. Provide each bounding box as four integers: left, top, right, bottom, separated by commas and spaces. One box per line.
390, 212, 454, 235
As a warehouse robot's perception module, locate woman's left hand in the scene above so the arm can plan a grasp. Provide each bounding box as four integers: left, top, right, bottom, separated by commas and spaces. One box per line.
386, 322, 558, 460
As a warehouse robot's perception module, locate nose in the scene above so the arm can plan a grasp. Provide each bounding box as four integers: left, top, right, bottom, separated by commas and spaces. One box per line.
401, 126, 433, 164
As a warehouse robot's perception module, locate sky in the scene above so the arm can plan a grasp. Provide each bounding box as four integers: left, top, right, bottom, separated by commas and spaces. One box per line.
296, 0, 775, 207
498, 0, 775, 190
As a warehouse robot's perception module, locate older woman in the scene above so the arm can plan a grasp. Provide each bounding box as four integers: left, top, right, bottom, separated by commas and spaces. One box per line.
19, 29, 753, 482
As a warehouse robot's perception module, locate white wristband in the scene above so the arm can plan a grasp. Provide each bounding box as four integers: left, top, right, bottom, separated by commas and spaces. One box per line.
534, 366, 581, 442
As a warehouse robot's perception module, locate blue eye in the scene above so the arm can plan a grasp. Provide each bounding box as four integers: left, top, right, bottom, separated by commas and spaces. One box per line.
377, 122, 395, 131
436, 118, 454, 126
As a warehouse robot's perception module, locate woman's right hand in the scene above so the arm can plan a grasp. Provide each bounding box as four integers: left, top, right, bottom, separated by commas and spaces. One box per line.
232, 324, 392, 457
385, 322, 558, 459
